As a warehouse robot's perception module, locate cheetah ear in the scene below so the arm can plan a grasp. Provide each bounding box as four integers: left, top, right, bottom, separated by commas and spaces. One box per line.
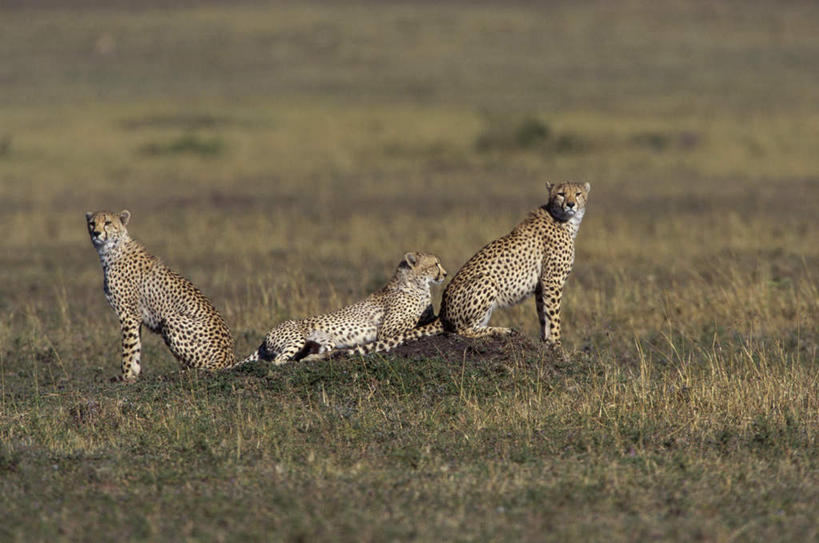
583, 182, 591, 193
119, 210, 131, 226
85, 212, 93, 222
545, 182, 554, 193
403, 252, 418, 268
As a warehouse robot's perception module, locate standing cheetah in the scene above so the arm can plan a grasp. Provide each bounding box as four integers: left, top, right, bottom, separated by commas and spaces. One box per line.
342, 182, 590, 355
235, 252, 446, 366
86, 210, 235, 381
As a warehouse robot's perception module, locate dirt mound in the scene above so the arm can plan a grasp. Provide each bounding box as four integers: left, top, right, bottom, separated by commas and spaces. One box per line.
356, 331, 558, 366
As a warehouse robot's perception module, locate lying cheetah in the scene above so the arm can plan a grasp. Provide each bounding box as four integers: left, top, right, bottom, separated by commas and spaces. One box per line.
342, 182, 590, 355
86, 210, 235, 381
235, 252, 446, 366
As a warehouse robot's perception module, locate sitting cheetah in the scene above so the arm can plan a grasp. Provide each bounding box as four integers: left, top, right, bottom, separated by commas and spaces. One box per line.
343, 182, 590, 355
235, 252, 446, 366
86, 210, 235, 381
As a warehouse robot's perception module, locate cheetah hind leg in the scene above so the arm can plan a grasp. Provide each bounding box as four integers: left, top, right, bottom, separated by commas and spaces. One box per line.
446, 279, 513, 340
299, 330, 336, 362
296, 341, 333, 362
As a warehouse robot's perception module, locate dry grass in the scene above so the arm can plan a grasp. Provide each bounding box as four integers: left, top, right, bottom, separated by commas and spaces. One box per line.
0, 1, 818, 541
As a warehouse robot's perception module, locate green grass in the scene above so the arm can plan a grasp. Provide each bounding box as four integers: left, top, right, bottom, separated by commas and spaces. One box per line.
1, 1, 818, 541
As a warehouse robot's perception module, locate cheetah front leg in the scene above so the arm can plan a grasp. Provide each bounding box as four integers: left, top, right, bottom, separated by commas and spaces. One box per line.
114, 316, 142, 382
536, 273, 568, 355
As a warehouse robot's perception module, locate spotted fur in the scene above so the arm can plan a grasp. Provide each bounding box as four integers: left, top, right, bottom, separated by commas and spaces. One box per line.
86, 210, 235, 381
234, 252, 446, 366
344, 182, 590, 355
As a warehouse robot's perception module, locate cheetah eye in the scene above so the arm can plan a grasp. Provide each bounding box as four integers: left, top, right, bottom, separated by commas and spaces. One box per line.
104, 220, 112, 226
575, 192, 582, 197
557, 192, 565, 197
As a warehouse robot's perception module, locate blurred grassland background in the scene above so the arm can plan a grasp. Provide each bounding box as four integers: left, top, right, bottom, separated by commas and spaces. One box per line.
0, 1, 817, 541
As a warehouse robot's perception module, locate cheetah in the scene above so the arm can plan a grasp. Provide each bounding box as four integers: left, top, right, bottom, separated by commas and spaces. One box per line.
86, 210, 235, 381
235, 252, 446, 366
341, 182, 590, 356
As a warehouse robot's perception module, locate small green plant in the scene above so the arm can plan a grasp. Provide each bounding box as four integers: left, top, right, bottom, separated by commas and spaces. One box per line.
139, 134, 225, 157
0, 442, 20, 474
630, 131, 701, 152
514, 118, 551, 148
475, 116, 589, 155
475, 116, 551, 152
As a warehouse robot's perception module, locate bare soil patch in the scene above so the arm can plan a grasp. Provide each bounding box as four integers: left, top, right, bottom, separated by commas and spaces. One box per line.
356, 330, 559, 367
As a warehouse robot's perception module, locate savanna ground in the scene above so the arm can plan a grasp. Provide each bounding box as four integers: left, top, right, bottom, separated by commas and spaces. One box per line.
1, 1, 818, 541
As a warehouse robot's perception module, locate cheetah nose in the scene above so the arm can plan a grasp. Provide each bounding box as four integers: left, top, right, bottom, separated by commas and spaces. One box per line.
92, 231, 102, 237
566, 202, 575, 209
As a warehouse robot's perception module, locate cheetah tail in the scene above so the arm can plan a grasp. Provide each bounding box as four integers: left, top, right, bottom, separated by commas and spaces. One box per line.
344, 318, 445, 356
225, 346, 263, 370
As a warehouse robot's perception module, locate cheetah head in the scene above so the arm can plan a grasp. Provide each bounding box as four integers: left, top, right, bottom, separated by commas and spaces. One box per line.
85, 209, 131, 249
401, 251, 447, 285
546, 182, 590, 222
